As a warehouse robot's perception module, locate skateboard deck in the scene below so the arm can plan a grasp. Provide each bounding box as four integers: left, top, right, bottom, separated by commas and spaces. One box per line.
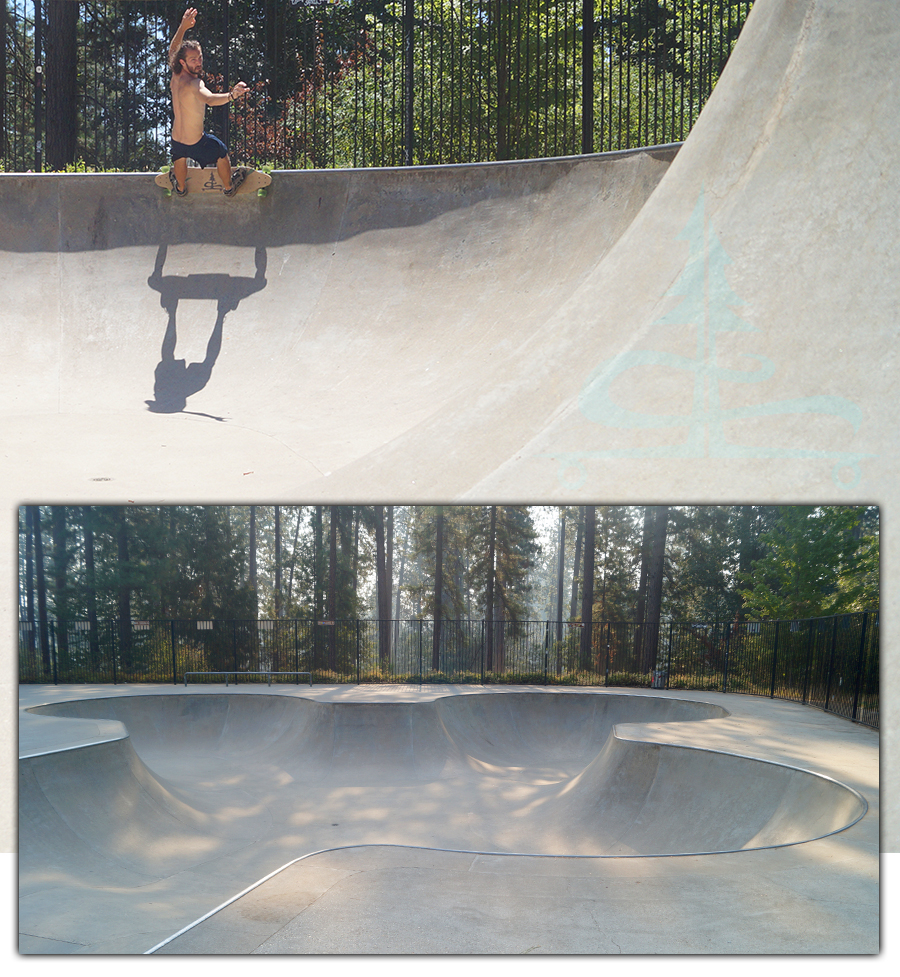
155, 166, 271, 197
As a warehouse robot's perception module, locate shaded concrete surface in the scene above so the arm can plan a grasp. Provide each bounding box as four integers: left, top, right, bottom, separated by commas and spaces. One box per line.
17, 684, 877, 954
0, 147, 676, 495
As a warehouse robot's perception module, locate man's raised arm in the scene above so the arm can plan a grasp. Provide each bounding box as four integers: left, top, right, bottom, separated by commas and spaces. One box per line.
169, 8, 197, 66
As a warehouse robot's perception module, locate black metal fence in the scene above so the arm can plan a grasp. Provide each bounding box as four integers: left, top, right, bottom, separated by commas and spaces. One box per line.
19, 611, 879, 728
3, 0, 754, 172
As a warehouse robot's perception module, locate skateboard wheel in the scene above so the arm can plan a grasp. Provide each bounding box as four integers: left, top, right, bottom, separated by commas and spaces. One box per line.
257, 188, 268, 198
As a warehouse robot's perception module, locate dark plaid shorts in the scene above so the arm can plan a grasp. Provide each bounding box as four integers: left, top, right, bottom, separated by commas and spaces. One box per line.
170, 132, 228, 167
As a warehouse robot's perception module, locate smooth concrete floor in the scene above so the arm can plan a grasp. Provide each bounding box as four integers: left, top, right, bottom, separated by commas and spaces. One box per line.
18, 683, 878, 954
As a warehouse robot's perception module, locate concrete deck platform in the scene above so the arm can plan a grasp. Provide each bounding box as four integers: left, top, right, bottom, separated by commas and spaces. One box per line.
18, 684, 878, 954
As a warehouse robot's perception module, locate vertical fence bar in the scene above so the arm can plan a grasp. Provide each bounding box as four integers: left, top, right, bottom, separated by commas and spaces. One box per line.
770, 620, 780, 698
111, 621, 117, 685
171, 619, 177, 685
824, 616, 838, 712
666, 621, 673, 689
802, 619, 814, 704
543, 620, 549, 684
722, 622, 731, 693
851, 611, 869, 723
50, 620, 57, 684
480, 619, 485, 684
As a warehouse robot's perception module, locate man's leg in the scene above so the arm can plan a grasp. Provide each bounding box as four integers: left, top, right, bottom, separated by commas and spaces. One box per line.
216, 154, 234, 191
172, 157, 188, 192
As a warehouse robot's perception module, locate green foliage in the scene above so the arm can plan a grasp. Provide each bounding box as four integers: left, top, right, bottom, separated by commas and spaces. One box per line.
740, 506, 878, 619
47, 159, 126, 173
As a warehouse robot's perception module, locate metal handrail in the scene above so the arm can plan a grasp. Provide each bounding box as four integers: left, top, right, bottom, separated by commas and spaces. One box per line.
183, 671, 312, 688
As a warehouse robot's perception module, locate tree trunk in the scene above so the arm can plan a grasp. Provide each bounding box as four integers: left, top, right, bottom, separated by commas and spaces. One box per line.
352, 507, 359, 599
570, 508, 583, 622
394, 510, 410, 652
633, 505, 653, 665
286, 507, 302, 609
580, 505, 595, 670
274, 506, 282, 618
314, 506, 322, 618
45, 1, 78, 169
494, 0, 509, 159
642, 506, 669, 672
375, 506, 390, 669
116, 510, 132, 670
386, 505, 394, 657
328, 506, 337, 668
486, 506, 496, 673
249, 506, 258, 617
83, 506, 101, 667
31, 507, 52, 677
432, 506, 444, 670
24, 507, 37, 670
555, 509, 566, 650
735, 505, 759, 622
50, 506, 70, 667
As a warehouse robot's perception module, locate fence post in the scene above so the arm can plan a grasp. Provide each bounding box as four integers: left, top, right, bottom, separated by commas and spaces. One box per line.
111, 620, 117, 685
802, 619, 814, 704
722, 622, 731, 694
824, 616, 838, 713
770, 620, 779, 698
171, 620, 177, 685
50, 620, 58, 684
543, 621, 549, 685
851, 612, 869, 723
603, 622, 610, 687
480, 620, 485, 684
357, 620, 360, 684
666, 621, 673, 690
581, 0, 594, 154
419, 618, 423, 683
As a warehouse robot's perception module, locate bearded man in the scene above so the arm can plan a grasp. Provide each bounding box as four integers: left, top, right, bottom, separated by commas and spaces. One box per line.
168, 8, 249, 196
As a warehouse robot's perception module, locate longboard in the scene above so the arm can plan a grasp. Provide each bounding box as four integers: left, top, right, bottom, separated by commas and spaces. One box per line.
155, 165, 271, 197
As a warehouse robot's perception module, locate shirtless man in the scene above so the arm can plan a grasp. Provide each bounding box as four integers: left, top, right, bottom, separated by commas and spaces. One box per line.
168, 8, 249, 196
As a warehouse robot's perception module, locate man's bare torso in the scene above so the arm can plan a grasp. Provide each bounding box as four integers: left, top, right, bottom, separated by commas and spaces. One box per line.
170, 72, 207, 145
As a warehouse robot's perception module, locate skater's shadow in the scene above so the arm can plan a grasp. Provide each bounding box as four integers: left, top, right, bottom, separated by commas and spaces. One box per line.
145, 244, 267, 418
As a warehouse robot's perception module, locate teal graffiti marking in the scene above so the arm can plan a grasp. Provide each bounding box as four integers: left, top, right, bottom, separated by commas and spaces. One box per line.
566, 191, 872, 489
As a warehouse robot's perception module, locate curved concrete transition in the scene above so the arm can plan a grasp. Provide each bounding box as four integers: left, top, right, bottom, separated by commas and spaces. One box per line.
18, 685, 878, 954
0, 0, 896, 502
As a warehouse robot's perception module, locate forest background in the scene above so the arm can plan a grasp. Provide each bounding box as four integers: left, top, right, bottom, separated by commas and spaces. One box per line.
19, 504, 880, 632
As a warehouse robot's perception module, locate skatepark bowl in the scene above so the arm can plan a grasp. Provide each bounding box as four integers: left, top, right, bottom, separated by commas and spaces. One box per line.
18, 684, 878, 954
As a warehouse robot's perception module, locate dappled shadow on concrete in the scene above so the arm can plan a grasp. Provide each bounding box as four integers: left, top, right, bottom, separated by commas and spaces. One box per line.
145, 244, 267, 417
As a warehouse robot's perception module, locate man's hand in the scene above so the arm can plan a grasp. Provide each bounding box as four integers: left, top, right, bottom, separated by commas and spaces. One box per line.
230, 82, 250, 101
170, 8, 198, 64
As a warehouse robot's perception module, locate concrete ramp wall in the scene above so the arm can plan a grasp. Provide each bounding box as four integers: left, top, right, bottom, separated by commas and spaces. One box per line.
23, 692, 864, 858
